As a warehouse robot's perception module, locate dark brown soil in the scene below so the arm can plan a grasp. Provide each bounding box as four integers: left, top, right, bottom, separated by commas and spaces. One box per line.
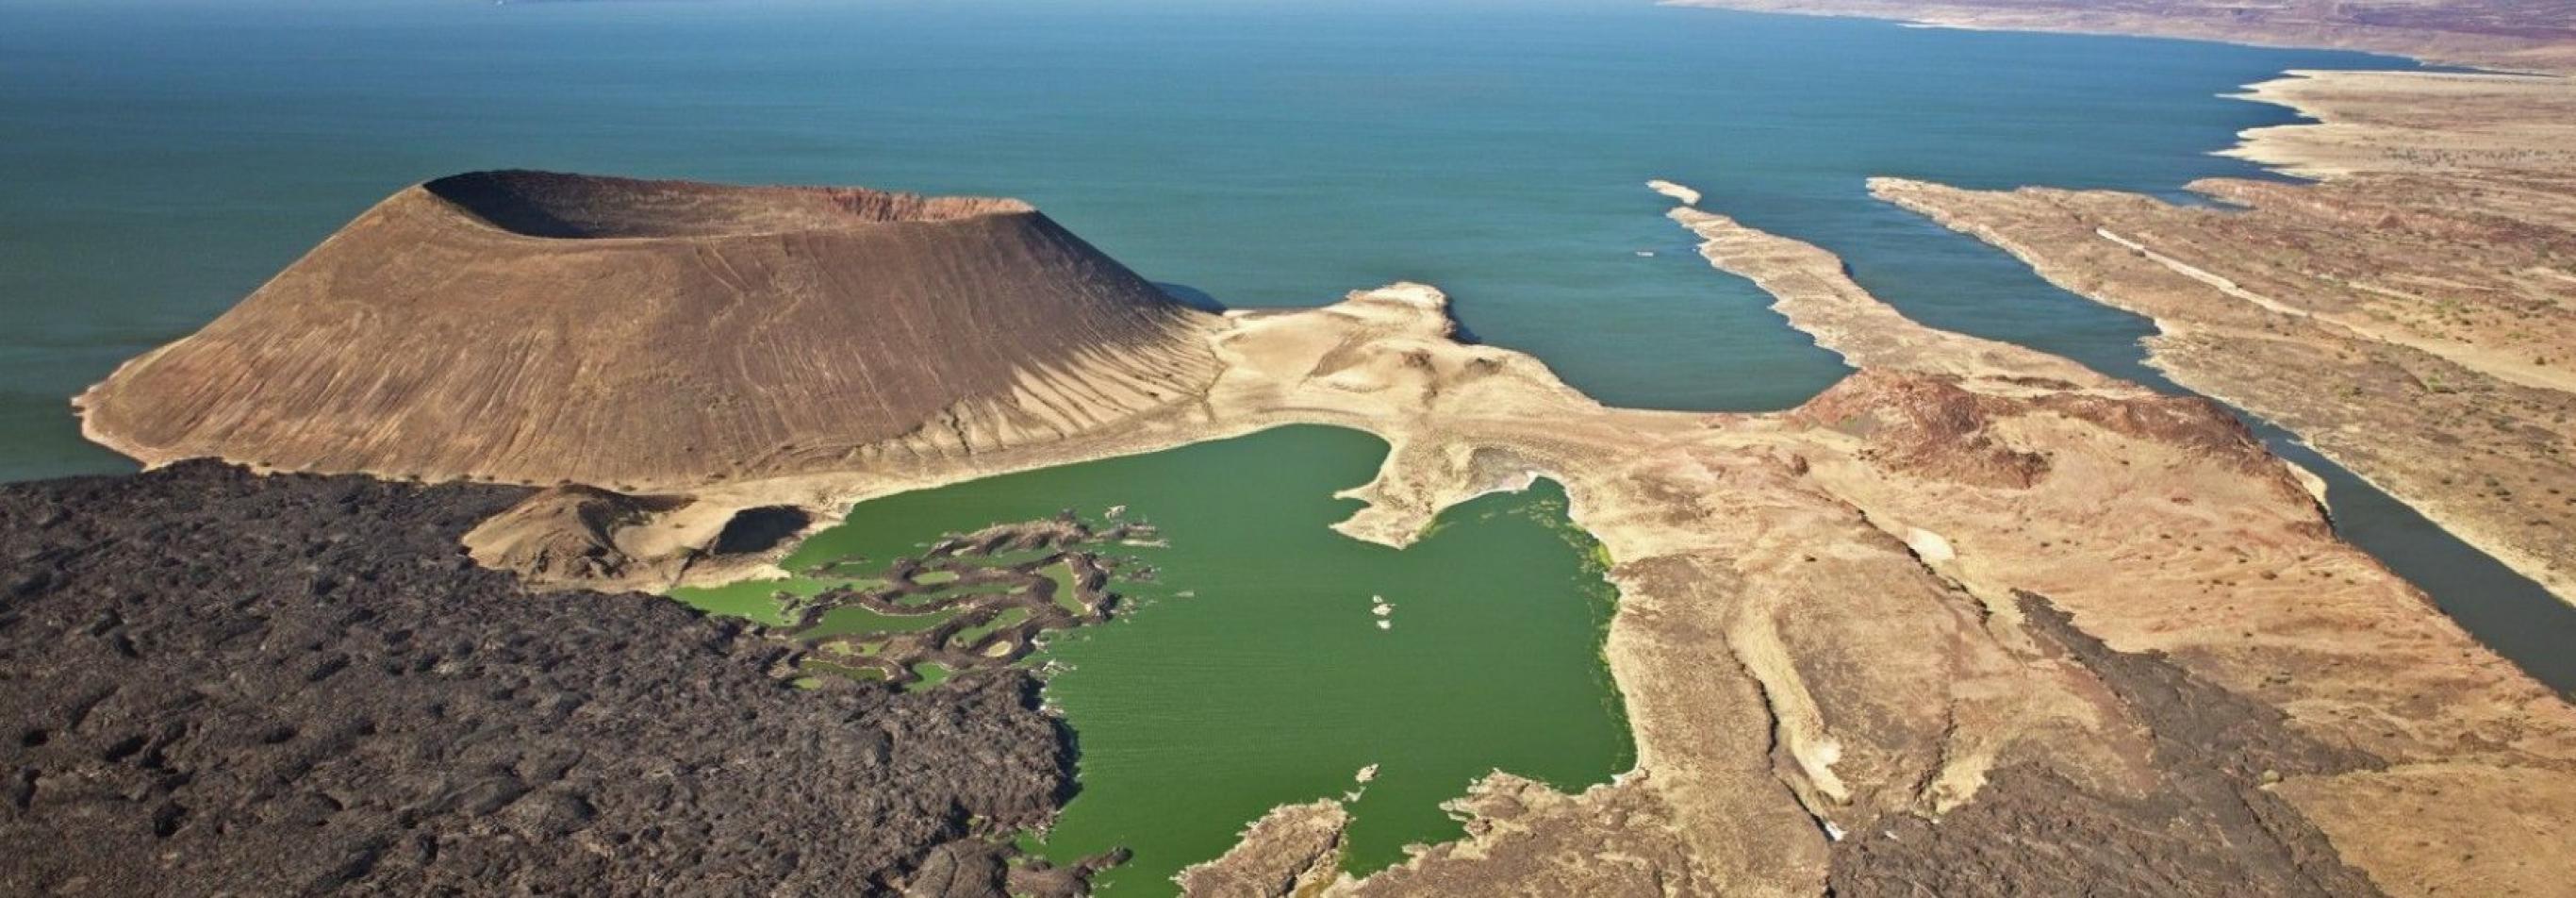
0, 461, 1073, 896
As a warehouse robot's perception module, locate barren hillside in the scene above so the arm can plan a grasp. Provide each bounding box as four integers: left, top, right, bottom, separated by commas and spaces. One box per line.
75, 172, 1222, 490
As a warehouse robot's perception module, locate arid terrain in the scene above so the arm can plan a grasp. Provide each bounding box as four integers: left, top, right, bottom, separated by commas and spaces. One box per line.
46, 163, 2576, 897
17, 0, 2576, 891
1865, 67, 2576, 607
0, 463, 1090, 897
74, 171, 1222, 492
1668, 0, 2576, 610
1665, 0, 2576, 72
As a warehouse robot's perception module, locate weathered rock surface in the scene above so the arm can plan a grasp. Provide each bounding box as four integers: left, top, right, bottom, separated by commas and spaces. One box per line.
75, 171, 1223, 491
1655, 187, 2576, 898
458, 482, 691, 583
0, 461, 1070, 896
1175, 800, 1350, 898
1825, 593, 2386, 898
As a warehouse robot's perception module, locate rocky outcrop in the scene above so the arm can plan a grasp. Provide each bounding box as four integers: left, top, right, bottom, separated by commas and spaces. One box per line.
458, 483, 690, 582
1824, 593, 2386, 897
461, 483, 817, 590
1175, 801, 1351, 898
775, 515, 1147, 688
75, 171, 1223, 491
0, 461, 1073, 896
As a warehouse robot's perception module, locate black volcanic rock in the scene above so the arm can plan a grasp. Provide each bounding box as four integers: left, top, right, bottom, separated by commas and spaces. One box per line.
0, 461, 1071, 896
1823, 592, 2387, 898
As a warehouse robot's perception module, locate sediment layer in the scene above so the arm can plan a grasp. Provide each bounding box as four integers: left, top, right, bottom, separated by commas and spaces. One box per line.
74, 171, 1224, 491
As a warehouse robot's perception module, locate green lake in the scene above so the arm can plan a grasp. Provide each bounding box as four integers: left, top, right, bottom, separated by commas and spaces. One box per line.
673, 425, 1632, 894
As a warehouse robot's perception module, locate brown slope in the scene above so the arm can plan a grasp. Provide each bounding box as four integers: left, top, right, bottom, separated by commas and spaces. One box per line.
74, 171, 1222, 490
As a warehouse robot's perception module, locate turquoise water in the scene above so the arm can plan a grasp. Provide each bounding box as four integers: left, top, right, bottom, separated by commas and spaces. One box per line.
1, 0, 2398, 480
670, 426, 1631, 894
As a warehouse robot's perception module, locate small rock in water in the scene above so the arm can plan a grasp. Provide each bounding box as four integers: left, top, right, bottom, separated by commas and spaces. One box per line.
1356, 764, 1379, 784
1376, 621, 1392, 630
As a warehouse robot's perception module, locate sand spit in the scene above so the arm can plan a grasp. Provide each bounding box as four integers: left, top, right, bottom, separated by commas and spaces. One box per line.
1647, 178, 1704, 207
76, 169, 2576, 893
1865, 64, 2576, 609
1668, 205, 2112, 389
74, 171, 1223, 491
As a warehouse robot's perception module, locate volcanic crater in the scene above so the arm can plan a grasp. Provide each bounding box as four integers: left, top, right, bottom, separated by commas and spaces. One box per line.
75, 171, 1223, 491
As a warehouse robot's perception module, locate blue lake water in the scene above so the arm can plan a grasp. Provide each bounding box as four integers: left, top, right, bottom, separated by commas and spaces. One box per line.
5, 0, 2394, 477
